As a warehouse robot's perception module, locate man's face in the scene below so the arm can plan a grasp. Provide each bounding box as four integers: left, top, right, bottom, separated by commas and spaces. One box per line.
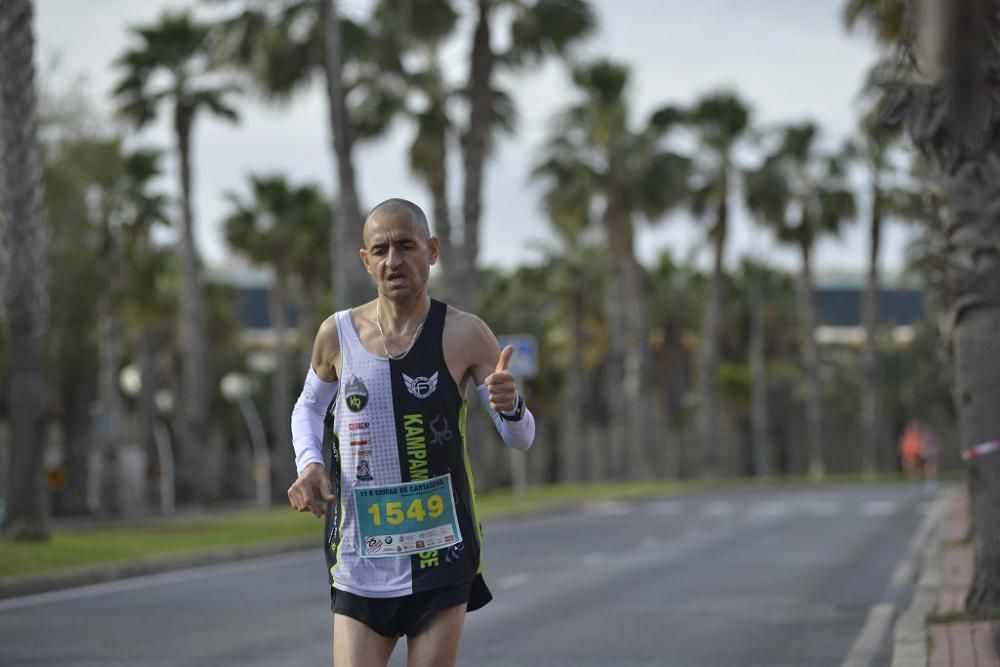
360, 212, 438, 301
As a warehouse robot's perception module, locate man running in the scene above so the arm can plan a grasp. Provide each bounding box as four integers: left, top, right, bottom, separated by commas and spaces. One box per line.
287, 198, 535, 667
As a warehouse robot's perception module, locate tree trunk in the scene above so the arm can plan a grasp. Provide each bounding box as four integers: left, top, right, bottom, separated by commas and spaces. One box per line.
429, 162, 456, 301
456, 0, 495, 312
0, 0, 50, 540
136, 326, 160, 508
173, 111, 210, 504
897, 0, 1000, 616
322, 0, 369, 309
621, 255, 652, 480
952, 307, 1000, 614
861, 180, 882, 478
60, 378, 93, 515
603, 191, 648, 480
558, 284, 586, 483
749, 266, 770, 478
696, 193, 727, 477
798, 241, 825, 480
269, 270, 295, 495
296, 280, 317, 373
95, 292, 125, 513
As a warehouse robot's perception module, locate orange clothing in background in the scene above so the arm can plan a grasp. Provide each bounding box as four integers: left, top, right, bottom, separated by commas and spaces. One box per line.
900, 425, 922, 464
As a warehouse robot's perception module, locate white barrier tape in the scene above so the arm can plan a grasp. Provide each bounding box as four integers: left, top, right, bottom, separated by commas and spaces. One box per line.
961, 441, 1000, 461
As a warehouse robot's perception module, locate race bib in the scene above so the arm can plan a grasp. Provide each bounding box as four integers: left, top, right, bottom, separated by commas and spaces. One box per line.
354, 473, 463, 558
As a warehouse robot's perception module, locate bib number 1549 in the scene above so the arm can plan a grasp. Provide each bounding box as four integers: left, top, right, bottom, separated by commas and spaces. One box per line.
367, 495, 444, 526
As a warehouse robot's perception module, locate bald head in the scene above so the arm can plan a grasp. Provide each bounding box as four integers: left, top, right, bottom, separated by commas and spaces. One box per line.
363, 198, 430, 244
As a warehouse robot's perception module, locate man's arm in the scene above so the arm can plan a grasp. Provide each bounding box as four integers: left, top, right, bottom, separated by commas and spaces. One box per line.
464, 315, 536, 452
288, 316, 340, 517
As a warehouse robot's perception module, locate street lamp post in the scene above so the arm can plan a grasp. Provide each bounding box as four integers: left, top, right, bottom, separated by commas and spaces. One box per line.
153, 390, 176, 515
119, 365, 175, 515
221, 372, 271, 507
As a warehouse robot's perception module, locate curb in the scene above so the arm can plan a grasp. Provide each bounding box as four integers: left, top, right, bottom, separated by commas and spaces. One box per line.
0, 538, 317, 600
891, 488, 958, 667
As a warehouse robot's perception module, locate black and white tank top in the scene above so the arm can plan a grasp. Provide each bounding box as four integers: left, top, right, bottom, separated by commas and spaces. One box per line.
323, 299, 485, 598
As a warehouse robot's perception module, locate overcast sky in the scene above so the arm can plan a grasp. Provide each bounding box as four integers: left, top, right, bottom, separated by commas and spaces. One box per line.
36, 0, 914, 281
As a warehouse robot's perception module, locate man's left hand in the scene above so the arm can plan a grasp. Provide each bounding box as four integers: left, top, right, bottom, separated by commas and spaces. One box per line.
485, 345, 518, 413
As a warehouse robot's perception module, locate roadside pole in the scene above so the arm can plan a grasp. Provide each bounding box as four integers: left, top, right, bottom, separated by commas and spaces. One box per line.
221, 373, 271, 507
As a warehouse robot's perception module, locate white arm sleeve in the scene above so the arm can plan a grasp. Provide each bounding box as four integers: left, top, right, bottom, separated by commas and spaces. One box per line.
290, 367, 339, 475
476, 384, 535, 452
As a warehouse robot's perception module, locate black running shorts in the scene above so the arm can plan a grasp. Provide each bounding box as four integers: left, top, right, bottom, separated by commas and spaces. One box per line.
331, 574, 492, 638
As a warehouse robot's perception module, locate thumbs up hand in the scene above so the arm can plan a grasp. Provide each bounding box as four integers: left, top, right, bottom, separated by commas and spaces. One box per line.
485, 345, 518, 413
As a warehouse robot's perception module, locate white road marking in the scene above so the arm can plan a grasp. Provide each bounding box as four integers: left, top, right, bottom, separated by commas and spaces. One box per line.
748, 501, 790, 518
861, 501, 897, 517
908, 495, 945, 553
839, 602, 895, 667
0, 550, 316, 612
495, 573, 531, 590
640, 536, 662, 549
701, 501, 734, 517
646, 501, 685, 515
888, 559, 916, 588
802, 500, 841, 516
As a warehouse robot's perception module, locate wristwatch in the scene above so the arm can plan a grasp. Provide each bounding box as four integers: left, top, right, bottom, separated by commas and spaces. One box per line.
499, 394, 525, 422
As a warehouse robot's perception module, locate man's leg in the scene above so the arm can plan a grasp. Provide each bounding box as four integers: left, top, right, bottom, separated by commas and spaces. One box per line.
404, 603, 466, 667
333, 613, 398, 667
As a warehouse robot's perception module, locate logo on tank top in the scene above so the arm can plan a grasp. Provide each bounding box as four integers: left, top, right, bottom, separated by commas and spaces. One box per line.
429, 414, 453, 445
356, 457, 374, 481
403, 372, 439, 399
344, 376, 369, 412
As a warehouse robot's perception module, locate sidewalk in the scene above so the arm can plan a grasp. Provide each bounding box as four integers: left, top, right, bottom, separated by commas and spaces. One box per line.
895, 488, 1000, 666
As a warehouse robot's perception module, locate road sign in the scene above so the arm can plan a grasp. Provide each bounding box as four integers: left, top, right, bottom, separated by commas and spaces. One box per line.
497, 334, 538, 380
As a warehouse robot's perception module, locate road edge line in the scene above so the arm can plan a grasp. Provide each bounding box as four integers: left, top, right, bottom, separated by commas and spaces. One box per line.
0, 538, 316, 600
890, 487, 956, 667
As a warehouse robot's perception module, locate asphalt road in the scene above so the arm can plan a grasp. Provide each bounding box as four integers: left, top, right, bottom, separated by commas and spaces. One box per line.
0, 483, 940, 667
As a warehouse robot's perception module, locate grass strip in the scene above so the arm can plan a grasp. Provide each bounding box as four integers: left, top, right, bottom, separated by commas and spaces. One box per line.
927, 609, 1000, 624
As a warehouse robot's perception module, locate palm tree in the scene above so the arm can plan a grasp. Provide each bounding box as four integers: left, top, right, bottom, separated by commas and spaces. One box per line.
684, 91, 753, 477
879, 0, 1000, 614
224, 175, 332, 492
841, 0, 906, 43
44, 137, 104, 516
210, 0, 404, 309
645, 253, 703, 476
0, 0, 50, 540
454, 0, 595, 310
283, 187, 332, 372
533, 143, 600, 482
62, 138, 143, 513
113, 11, 240, 502
844, 110, 917, 478
745, 259, 771, 478
117, 149, 172, 511
368, 0, 464, 296
406, 61, 459, 289
537, 60, 689, 479
746, 123, 856, 480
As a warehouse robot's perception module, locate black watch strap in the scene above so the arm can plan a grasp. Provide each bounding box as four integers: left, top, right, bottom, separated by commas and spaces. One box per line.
499, 394, 525, 422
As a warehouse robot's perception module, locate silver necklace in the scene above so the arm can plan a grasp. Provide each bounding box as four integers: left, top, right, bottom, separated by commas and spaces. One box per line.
376, 300, 429, 360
